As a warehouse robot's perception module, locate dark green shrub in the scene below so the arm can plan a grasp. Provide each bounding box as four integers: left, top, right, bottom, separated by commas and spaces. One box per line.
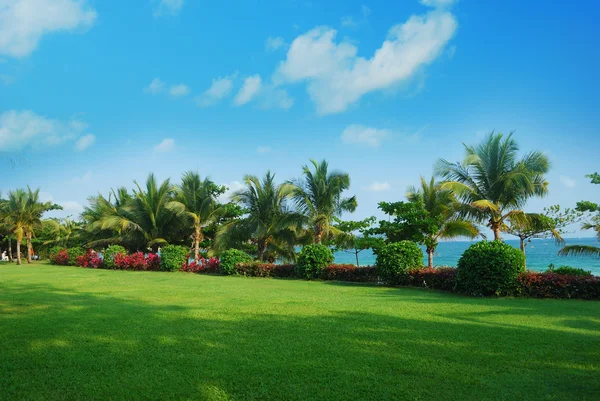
48, 246, 65, 264
160, 245, 189, 272
296, 244, 334, 279
375, 241, 423, 282
219, 249, 253, 275
457, 241, 525, 296
66, 247, 86, 265
103, 245, 127, 269
546, 265, 592, 276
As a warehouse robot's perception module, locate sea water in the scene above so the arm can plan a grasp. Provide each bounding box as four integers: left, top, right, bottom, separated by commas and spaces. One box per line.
333, 237, 600, 275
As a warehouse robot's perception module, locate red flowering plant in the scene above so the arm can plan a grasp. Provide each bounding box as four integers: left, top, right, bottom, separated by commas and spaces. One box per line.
75, 249, 104, 268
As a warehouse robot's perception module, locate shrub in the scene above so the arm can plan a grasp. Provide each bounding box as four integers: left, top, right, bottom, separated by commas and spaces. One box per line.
146, 253, 161, 271
220, 249, 253, 275
375, 241, 423, 283
49, 246, 65, 264
296, 244, 334, 279
51, 249, 69, 265
103, 245, 127, 269
456, 241, 525, 296
397, 267, 457, 292
75, 249, 103, 268
321, 264, 377, 282
235, 262, 296, 278
160, 245, 189, 272
546, 265, 592, 277
114, 252, 148, 270
517, 272, 600, 300
66, 247, 86, 266
182, 257, 221, 274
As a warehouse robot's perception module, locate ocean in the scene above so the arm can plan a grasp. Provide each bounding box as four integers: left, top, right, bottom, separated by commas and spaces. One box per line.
333, 237, 600, 275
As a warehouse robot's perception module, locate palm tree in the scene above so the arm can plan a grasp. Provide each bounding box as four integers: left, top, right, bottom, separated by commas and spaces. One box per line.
42, 218, 83, 248
170, 172, 224, 261
290, 159, 357, 244
23, 188, 60, 263
435, 132, 550, 241
216, 172, 302, 262
407, 177, 480, 268
4, 189, 28, 265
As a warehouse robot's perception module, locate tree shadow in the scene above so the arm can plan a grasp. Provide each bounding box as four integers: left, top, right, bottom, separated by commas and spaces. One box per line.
0, 282, 599, 400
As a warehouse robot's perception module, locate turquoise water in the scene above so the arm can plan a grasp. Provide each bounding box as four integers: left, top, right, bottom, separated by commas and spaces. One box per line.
334, 237, 600, 275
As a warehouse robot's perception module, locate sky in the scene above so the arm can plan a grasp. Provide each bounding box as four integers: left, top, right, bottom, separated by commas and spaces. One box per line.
1, 0, 599, 238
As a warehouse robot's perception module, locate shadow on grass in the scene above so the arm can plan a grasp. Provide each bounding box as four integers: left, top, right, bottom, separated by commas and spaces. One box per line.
0, 282, 599, 401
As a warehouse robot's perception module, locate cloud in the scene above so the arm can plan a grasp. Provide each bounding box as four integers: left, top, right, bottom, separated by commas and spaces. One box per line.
154, 138, 174, 152
256, 146, 271, 154
362, 5, 372, 17
219, 181, 245, 202
169, 84, 190, 97
234, 75, 262, 106
196, 74, 236, 106
419, 0, 456, 8
61, 200, 84, 214
72, 171, 92, 184
560, 175, 576, 188
266, 36, 286, 52
0, 110, 92, 151
0, 0, 97, 58
144, 78, 165, 94
75, 134, 95, 151
154, 0, 184, 17
274, 9, 457, 114
341, 125, 390, 147
341, 16, 358, 28
364, 181, 391, 192
259, 87, 294, 110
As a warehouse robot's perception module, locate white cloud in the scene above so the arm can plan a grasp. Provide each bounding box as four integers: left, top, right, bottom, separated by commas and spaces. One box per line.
256, 146, 271, 154
169, 84, 190, 97
266, 36, 286, 52
72, 171, 92, 184
560, 175, 576, 188
196, 74, 236, 106
154, 0, 184, 17
154, 138, 174, 152
144, 78, 165, 94
260, 87, 294, 110
362, 5, 372, 17
234, 75, 262, 106
341, 125, 390, 148
219, 181, 245, 202
419, 0, 456, 8
0, 0, 97, 58
75, 134, 95, 151
61, 200, 84, 214
364, 181, 391, 192
0, 110, 91, 151
275, 9, 457, 114
341, 16, 358, 28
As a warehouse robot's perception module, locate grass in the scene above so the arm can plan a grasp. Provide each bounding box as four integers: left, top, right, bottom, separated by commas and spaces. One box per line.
1, 262, 599, 401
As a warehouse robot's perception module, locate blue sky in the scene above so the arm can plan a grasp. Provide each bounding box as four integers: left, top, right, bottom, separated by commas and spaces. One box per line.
1, 0, 599, 237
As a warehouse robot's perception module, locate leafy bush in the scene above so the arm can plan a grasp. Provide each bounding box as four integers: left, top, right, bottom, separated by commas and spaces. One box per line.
49, 246, 65, 263
50, 249, 69, 265
517, 272, 600, 300
235, 262, 296, 278
75, 249, 103, 268
296, 244, 334, 279
114, 252, 148, 270
146, 253, 161, 271
66, 247, 86, 266
546, 265, 592, 276
375, 241, 423, 282
182, 257, 221, 274
103, 245, 127, 269
396, 267, 457, 292
160, 245, 189, 272
456, 241, 525, 296
220, 249, 253, 275
321, 264, 377, 282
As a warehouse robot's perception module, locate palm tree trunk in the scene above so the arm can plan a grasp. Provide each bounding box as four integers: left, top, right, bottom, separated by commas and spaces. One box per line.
314, 225, 323, 244
8, 238, 12, 262
491, 221, 502, 241
355, 249, 360, 268
193, 225, 202, 262
520, 237, 527, 269
426, 247, 434, 268
16, 240, 21, 265
257, 240, 266, 262
26, 232, 32, 264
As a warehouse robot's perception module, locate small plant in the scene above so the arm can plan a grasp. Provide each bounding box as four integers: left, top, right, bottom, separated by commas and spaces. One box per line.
66, 247, 86, 266
51, 249, 69, 265
457, 241, 525, 296
75, 249, 103, 268
296, 244, 334, 279
160, 245, 189, 272
146, 253, 161, 271
546, 265, 592, 276
48, 246, 65, 264
103, 245, 127, 269
114, 252, 148, 270
375, 241, 423, 283
220, 249, 253, 275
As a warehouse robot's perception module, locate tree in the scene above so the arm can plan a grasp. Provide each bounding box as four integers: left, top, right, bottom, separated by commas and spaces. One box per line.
333, 216, 384, 268
215, 172, 303, 262
170, 172, 226, 261
41, 218, 84, 248
4, 189, 29, 265
435, 132, 550, 240
290, 159, 357, 244
559, 173, 600, 257
22, 188, 61, 263
406, 177, 480, 268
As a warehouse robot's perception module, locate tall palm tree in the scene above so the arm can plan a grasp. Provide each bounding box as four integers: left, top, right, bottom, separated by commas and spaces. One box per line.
4, 189, 28, 265
170, 172, 224, 261
407, 177, 480, 268
23, 187, 59, 263
42, 218, 83, 248
216, 172, 302, 262
290, 159, 357, 244
435, 132, 550, 241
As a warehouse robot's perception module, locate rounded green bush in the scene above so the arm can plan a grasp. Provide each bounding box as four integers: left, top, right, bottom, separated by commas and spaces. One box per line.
103, 245, 127, 269
548, 265, 592, 277
219, 249, 253, 275
296, 244, 334, 279
66, 247, 86, 266
375, 241, 423, 282
160, 245, 189, 272
457, 241, 525, 296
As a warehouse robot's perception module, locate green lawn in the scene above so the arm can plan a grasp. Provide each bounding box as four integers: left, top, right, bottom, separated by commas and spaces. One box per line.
1, 263, 599, 401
